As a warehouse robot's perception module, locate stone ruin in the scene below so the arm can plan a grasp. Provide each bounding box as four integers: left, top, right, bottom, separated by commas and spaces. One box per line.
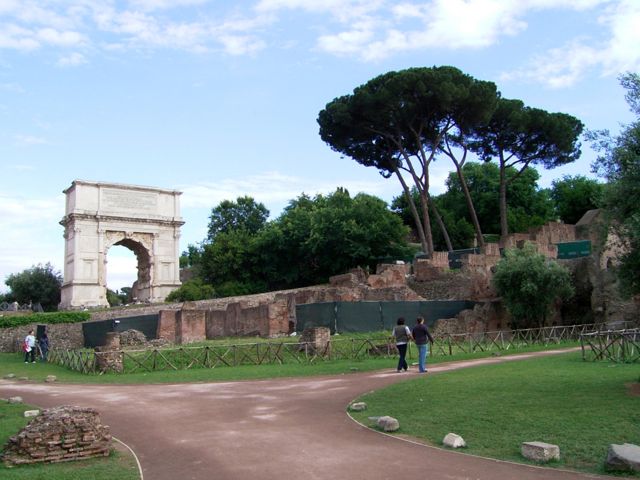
298, 327, 331, 356
95, 332, 123, 373
119, 328, 148, 347
2, 406, 111, 466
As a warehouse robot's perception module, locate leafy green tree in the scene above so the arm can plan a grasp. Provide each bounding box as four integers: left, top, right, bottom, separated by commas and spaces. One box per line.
193, 189, 410, 296
257, 188, 411, 288
392, 163, 554, 248
200, 229, 266, 296
318, 66, 498, 255
589, 72, 640, 296
207, 196, 269, 241
106, 288, 123, 307
165, 279, 217, 302
550, 175, 603, 224
472, 98, 583, 237
5, 263, 62, 311
493, 243, 574, 328
440, 162, 554, 235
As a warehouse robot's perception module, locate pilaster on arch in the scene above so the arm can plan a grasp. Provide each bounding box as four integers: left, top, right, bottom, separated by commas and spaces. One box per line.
59, 180, 184, 310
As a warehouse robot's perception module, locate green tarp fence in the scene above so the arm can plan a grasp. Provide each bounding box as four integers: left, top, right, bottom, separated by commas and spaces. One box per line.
82, 314, 159, 347
296, 300, 476, 334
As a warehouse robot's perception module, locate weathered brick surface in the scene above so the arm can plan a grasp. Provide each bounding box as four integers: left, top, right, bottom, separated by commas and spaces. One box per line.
156, 310, 177, 343
176, 309, 206, 344
329, 273, 359, 287
95, 333, 123, 373
2, 406, 111, 466
0, 323, 83, 353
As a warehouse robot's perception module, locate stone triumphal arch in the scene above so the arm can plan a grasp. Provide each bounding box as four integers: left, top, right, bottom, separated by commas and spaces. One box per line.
59, 180, 184, 309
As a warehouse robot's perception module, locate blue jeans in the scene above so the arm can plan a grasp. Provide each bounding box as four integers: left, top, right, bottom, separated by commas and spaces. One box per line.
417, 344, 429, 372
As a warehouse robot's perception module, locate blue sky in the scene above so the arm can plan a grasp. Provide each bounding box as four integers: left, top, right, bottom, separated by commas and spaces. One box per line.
1, 0, 639, 292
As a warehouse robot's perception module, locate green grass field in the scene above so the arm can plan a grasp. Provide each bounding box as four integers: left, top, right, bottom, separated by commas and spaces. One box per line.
0, 402, 139, 480
350, 351, 640, 476
1, 341, 578, 384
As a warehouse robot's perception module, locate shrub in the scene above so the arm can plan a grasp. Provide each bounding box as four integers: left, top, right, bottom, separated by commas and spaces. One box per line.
493, 242, 574, 328
0, 311, 91, 328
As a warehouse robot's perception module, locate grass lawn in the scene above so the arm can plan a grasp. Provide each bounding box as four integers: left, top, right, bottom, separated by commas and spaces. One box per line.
350, 351, 640, 476
1, 342, 578, 384
0, 402, 139, 480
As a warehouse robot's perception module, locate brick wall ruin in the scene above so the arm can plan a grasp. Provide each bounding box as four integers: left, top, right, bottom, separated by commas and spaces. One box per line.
0, 322, 84, 353
152, 265, 418, 344
2, 406, 111, 466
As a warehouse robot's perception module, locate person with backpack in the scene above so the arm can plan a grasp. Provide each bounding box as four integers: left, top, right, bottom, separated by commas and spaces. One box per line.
412, 316, 434, 373
23, 330, 36, 363
392, 317, 412, 372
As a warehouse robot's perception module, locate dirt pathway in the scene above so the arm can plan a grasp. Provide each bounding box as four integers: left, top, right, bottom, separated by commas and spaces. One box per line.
0, 348, 618, 480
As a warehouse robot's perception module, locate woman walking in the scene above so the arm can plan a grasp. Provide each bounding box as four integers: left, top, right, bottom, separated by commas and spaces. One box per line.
392, 317, 412, 372
411, 316, 434, 373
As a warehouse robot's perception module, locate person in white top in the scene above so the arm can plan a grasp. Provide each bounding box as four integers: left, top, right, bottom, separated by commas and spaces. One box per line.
24, 329, 36, 363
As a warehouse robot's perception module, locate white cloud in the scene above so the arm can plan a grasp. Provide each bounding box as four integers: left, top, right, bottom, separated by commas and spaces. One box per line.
57, 51, 87, 67
14, 134, 48, 145
10, 164, 35, 171
0, 193, 64, 291
501, 0, 640, 87
179, 171, 395, 211
0, 82, 25, 93
128, 0, 212, 11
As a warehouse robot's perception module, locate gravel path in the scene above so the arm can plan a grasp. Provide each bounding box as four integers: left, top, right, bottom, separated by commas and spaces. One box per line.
1, 348, 620, 480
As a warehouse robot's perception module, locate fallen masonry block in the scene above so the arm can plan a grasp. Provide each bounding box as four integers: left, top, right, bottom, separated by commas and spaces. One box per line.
23, 410, 40, 418
606, 443, 640, 473
8, 397, 23, 404
349, 402, 367, 412
443, 433, 466, 448
376, 416, 399, 432
521, 441, 560, 462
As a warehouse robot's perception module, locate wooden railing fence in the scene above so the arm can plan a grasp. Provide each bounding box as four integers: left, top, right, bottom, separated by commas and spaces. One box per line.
580, 329, 640, 363
43, 323, 610, 375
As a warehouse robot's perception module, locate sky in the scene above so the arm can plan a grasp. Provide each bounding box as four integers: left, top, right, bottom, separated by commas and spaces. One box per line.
1, 0, 639, 293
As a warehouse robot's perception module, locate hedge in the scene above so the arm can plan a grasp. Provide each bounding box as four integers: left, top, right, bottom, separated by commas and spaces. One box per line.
0, 312, 91, 329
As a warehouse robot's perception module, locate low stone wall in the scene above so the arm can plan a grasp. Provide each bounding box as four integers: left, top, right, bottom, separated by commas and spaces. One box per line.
2, 406, 111, 466
0, 323, 83, 353
433, 301, 509, 335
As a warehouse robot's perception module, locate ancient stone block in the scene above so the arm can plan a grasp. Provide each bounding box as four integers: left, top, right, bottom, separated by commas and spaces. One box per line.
443, 433, 466, 448
8, 396, 23, 404
157, 310, 178, 343
329, 273, 359, 287
95, 332, 123, 373
299, 327, 330, 356
521, 441, 560, 462
606, 443, 640, 472
23, 410, 40, 417
175, 308, 206, 344
349, 402, 367, 412
376, 416, 399, 432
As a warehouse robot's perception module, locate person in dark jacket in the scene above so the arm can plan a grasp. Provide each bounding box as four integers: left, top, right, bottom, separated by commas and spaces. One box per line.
38, 330, 50, 362
392, 317, 412, 372
411, 316, 434, 373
